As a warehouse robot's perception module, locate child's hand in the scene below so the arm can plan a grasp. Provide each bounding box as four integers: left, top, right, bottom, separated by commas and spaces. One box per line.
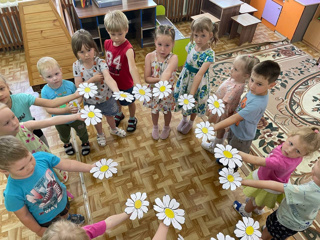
91, 73, 104, 83
76, 113, 85, 121
36, 227, 47, 237
69, 105, 80, 114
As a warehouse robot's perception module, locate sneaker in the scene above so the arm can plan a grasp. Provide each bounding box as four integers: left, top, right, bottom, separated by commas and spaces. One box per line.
201, 141, 215, 154
233, 201, 252, 217
110, 127, 126, 137
67, 213, 85, 225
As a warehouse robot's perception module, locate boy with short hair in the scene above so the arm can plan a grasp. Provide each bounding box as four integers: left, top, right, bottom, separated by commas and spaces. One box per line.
38, 57, 90, 156
104, 10, 141, 132
202, 60, 280, 154
0, 136, 93, 237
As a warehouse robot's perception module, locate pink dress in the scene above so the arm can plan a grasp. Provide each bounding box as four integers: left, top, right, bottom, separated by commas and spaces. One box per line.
215, 77, 245, 120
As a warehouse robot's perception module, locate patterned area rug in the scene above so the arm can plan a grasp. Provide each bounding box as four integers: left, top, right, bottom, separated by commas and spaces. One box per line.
210, 40, 320, 240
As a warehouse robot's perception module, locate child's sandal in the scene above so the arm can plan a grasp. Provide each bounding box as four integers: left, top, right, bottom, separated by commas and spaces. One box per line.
110, 127, 126, 137
97, 134, 106, 147
64, 143, 75, 155
114, 113, 125, 127
127, 117, 137, 132
81, 142, 90, 156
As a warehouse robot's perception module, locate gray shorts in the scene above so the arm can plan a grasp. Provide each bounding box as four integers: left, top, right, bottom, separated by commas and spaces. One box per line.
227, 129, 252, 153
85, 98, 118, 116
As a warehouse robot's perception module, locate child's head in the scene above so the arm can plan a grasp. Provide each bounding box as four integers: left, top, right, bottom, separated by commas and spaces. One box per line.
104, 10, 128, 46
190, 17, 218, 49
71, 29, 99, 61
283, 127, 320, 157
154, 25, 175, 58
0, 102, 19, 136
42, 219, 89, 240
37, 57, 63, 89
0, 74, 12, 105
249, 60, 280, 96
0, 135, 34, 179
231, 55, 260, 83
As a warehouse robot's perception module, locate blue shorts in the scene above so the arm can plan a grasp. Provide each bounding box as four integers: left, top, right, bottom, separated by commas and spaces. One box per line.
85, 98, 118, 116
118, 87, 135, 106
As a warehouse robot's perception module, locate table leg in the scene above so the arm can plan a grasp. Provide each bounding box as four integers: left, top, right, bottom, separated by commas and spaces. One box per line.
239, 23, 258, 45
229, 20, 238, 39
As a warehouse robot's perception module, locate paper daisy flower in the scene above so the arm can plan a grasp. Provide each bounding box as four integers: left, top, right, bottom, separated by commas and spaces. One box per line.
211, 232, 235, 240
219, 167, 242, 191
132, 84, 152, 102
113, 91, 134, 103
178, 94, 195, 111
178, 234, 184, 240
90, 158, 118, 180
195, 121, 215, 142
207, 95, 225, 117
153, 195, 185, 230
153, 80, 172, 99
77, 82, 98, 99
125, 192, 149, 220
234, 217, 261, 240
214, 144, 242, 169
80, 105, 102, 126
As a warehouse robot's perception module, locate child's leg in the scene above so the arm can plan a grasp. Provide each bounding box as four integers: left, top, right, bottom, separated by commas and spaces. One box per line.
177, 114, 188, 132
95, 122, 107, 147
114, 101, 124, 127
55, 124, 74, 155
107, 115, 126, 137
127, 102, 138, 132
160, 111, 172, 140
71, 121, 90, 156
261, 226, 273, 240
152, 112, 160, 140
181, 113, 196, 134
128, 102, 136, 118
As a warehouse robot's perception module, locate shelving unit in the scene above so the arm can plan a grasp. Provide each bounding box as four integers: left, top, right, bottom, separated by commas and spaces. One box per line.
73, 0, 157, 52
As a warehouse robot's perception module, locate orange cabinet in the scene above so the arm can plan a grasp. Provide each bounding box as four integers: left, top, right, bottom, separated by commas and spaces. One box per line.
250, 0, 267, 19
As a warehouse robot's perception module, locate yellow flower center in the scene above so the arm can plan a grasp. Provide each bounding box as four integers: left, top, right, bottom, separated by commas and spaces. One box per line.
202, 127, 208, 134
223, 150, 232, 159
245, 226, 254, 235
183, 99, 189, 105
213, 101, 220, 108
165, 208, 175, 219
120, 93, 127, 98
88, 111, 95, 118
227, 174, 234, 182
72, 102, 77, 107
134, 200, 142, 209
100, 165, 109, 172
139, 89, 146, 95
160, 86, 166, 92
84, 87, 91, 93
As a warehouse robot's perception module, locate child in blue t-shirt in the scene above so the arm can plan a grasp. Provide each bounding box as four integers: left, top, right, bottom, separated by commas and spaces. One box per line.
0, 135, 93, 237
38, 57, 90, 156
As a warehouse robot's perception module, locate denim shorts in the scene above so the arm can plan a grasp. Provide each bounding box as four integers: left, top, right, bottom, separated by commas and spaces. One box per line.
118, 87, 136, 106
85, 98, 118, 116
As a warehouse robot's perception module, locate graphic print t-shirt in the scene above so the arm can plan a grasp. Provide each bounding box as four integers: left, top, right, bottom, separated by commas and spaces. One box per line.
3, 152, 67, 224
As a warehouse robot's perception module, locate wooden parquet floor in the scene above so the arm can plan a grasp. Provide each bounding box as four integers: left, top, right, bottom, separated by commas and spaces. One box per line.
0, 22, 319, 240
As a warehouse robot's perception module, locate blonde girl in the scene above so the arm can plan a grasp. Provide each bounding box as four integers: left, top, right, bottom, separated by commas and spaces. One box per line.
202, 55, 260, 151
174, 17, 218, 134
0, 74, 80, 146
234, 127, 320, 218
144, 25, 178, 140
71, 29, 126, 147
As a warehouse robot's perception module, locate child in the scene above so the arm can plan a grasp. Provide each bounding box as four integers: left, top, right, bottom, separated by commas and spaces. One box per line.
72, 29, 126, 147
42, 212, 130, 240
202, 55, 260, 151
209, 60, 280, 154
144, 25, 178, 140
173, 17, 218, 134
0, 74, 80, 146
104, 10, 141, 132
0, 135, 94, 237
241, 154, 320, 240
38, 57, 90, 156
233, 127, 320, 218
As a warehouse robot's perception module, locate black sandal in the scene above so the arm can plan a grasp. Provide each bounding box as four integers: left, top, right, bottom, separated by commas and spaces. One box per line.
64, 143, 75, 155
127, 117, 137, 132
114, 113, 125, 127
81, 142, 90, 156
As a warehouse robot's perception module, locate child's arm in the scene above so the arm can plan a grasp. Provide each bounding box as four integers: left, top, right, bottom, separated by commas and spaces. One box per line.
44, 105, 78, 116
144, 53, 160, 84
33, 92, 80, 108
152, 222, 169, 240
105, 212, 130, 230
189, 62, 211, 95
101, 69, 120, 92
213, 113, 243, 131
54, 158, 93, 173
23, 113, 84, 132
238, 151, 266, 167
242, 179, 285, 193
14, 205, 47, 237
159, 55, 178, 82
126, 48, 141, 85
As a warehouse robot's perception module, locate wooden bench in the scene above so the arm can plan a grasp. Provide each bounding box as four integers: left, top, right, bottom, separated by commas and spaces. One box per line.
230, 13, 261, 45
191, 12, 220, 23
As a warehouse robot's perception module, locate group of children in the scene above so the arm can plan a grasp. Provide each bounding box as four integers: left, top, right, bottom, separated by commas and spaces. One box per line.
0, 8, 320, 240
